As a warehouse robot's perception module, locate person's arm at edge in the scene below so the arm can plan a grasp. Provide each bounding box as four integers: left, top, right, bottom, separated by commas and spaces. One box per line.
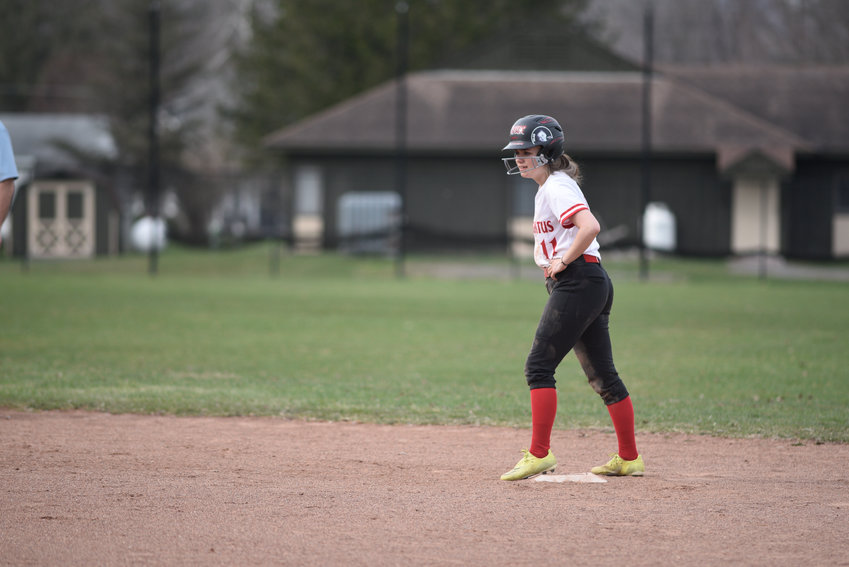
0, 178, 15, 247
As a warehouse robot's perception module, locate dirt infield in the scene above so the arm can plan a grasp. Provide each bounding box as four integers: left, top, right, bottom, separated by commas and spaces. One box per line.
1, 411, 847, 566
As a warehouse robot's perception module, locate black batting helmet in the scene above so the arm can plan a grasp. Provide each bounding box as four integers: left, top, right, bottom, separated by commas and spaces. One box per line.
502, 114, 565, 163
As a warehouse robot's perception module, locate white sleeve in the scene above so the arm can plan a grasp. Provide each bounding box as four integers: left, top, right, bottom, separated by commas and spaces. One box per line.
548, 177, 589, 229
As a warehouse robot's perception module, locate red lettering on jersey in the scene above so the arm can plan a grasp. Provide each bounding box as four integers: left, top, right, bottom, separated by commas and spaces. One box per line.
532, 220, 556, 234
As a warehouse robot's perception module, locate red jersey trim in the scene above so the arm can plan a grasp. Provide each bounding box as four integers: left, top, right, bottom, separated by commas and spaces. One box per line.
560, 204, 588, 227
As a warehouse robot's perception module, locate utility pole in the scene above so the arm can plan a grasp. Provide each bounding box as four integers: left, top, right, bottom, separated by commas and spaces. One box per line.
148, 0, 161, 276
394, 1, 409, 279
639, 0, 654, 281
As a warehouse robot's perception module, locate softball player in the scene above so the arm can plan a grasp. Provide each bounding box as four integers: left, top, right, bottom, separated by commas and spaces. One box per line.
499, 114, 644, 481
0, 119, 18, 248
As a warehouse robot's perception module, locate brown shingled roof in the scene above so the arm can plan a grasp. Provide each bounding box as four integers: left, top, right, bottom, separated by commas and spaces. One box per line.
660, 65, 849, 153
264, 70, 811, 156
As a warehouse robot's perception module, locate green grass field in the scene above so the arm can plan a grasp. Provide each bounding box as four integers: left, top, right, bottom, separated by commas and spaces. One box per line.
1, 244, 847, 442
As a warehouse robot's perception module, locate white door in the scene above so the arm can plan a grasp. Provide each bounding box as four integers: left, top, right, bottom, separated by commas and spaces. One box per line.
731, 176, 780, 255
27, 182, 96, 259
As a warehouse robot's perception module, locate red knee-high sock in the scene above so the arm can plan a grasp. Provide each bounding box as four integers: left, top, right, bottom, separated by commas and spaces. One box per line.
607, 396, 638, 461
529, 388, 557, 458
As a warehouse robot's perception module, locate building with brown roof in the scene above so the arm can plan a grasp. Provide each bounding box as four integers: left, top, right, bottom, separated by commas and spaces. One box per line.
265, 65, 849, 260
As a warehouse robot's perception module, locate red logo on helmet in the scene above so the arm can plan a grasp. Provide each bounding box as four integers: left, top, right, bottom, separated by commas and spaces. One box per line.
510, 125, 527, 136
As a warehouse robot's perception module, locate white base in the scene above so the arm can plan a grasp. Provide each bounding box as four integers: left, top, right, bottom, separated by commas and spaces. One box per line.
534, 473, 607, 483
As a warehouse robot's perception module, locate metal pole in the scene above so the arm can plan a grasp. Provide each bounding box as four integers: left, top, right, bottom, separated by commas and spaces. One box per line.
639, 0, 654, 281
148, 1, 161, 276
394, 1, 409, 279
759, 179, 768, 280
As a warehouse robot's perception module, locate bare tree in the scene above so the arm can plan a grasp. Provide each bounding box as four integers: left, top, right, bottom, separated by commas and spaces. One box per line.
583, 0, 849, 65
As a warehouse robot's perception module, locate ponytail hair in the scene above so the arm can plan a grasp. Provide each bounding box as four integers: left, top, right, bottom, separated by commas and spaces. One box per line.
548, 153, 582, 184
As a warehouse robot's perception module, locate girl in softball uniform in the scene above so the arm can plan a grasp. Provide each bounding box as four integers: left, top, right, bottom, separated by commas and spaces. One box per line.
499, 114, 644, 481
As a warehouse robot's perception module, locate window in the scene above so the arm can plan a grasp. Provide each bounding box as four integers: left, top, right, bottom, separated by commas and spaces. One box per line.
67, 191, 84, 219
38, 191, 56, 219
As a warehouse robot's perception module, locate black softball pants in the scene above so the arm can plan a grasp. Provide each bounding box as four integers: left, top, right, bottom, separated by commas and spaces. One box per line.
524, 257, 629, 406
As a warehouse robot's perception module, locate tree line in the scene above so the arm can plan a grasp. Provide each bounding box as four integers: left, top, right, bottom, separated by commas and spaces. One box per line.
1, 0, 846, 244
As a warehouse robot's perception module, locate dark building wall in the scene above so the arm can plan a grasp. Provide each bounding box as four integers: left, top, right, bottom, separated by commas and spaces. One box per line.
95, 186, 112, 255
315, 155, 511, 253
784, 156, 849, 260
577, 155, 731, 256
650, 157, 732, 256
574, 156, 642, 247
319, 157, 396, 249
405, 157, 510, 251
300, 152, 843, 259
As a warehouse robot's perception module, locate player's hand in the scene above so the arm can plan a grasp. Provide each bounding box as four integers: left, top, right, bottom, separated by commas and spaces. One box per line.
550, 257, 567, 280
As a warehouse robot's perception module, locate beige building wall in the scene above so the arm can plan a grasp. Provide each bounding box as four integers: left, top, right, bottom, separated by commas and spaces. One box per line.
833, 214, 849, 257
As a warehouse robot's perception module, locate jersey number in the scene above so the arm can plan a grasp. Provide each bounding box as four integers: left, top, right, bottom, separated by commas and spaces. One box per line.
540, 238, 557, 259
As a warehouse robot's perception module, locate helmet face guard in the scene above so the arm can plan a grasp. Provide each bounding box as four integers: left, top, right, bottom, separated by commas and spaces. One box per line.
502, 154, 548, 175
501, 115, 565, 175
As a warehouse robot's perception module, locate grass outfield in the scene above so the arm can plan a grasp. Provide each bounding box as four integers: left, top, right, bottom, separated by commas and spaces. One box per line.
1, 244, 847, 442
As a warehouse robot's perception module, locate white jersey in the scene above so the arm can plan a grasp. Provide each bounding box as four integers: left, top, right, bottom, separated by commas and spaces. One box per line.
532, 171, 600, 268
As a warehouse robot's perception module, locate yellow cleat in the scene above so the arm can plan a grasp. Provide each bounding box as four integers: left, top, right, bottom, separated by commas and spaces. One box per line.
591, 454, 645, 476
500, 449, 557, 481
